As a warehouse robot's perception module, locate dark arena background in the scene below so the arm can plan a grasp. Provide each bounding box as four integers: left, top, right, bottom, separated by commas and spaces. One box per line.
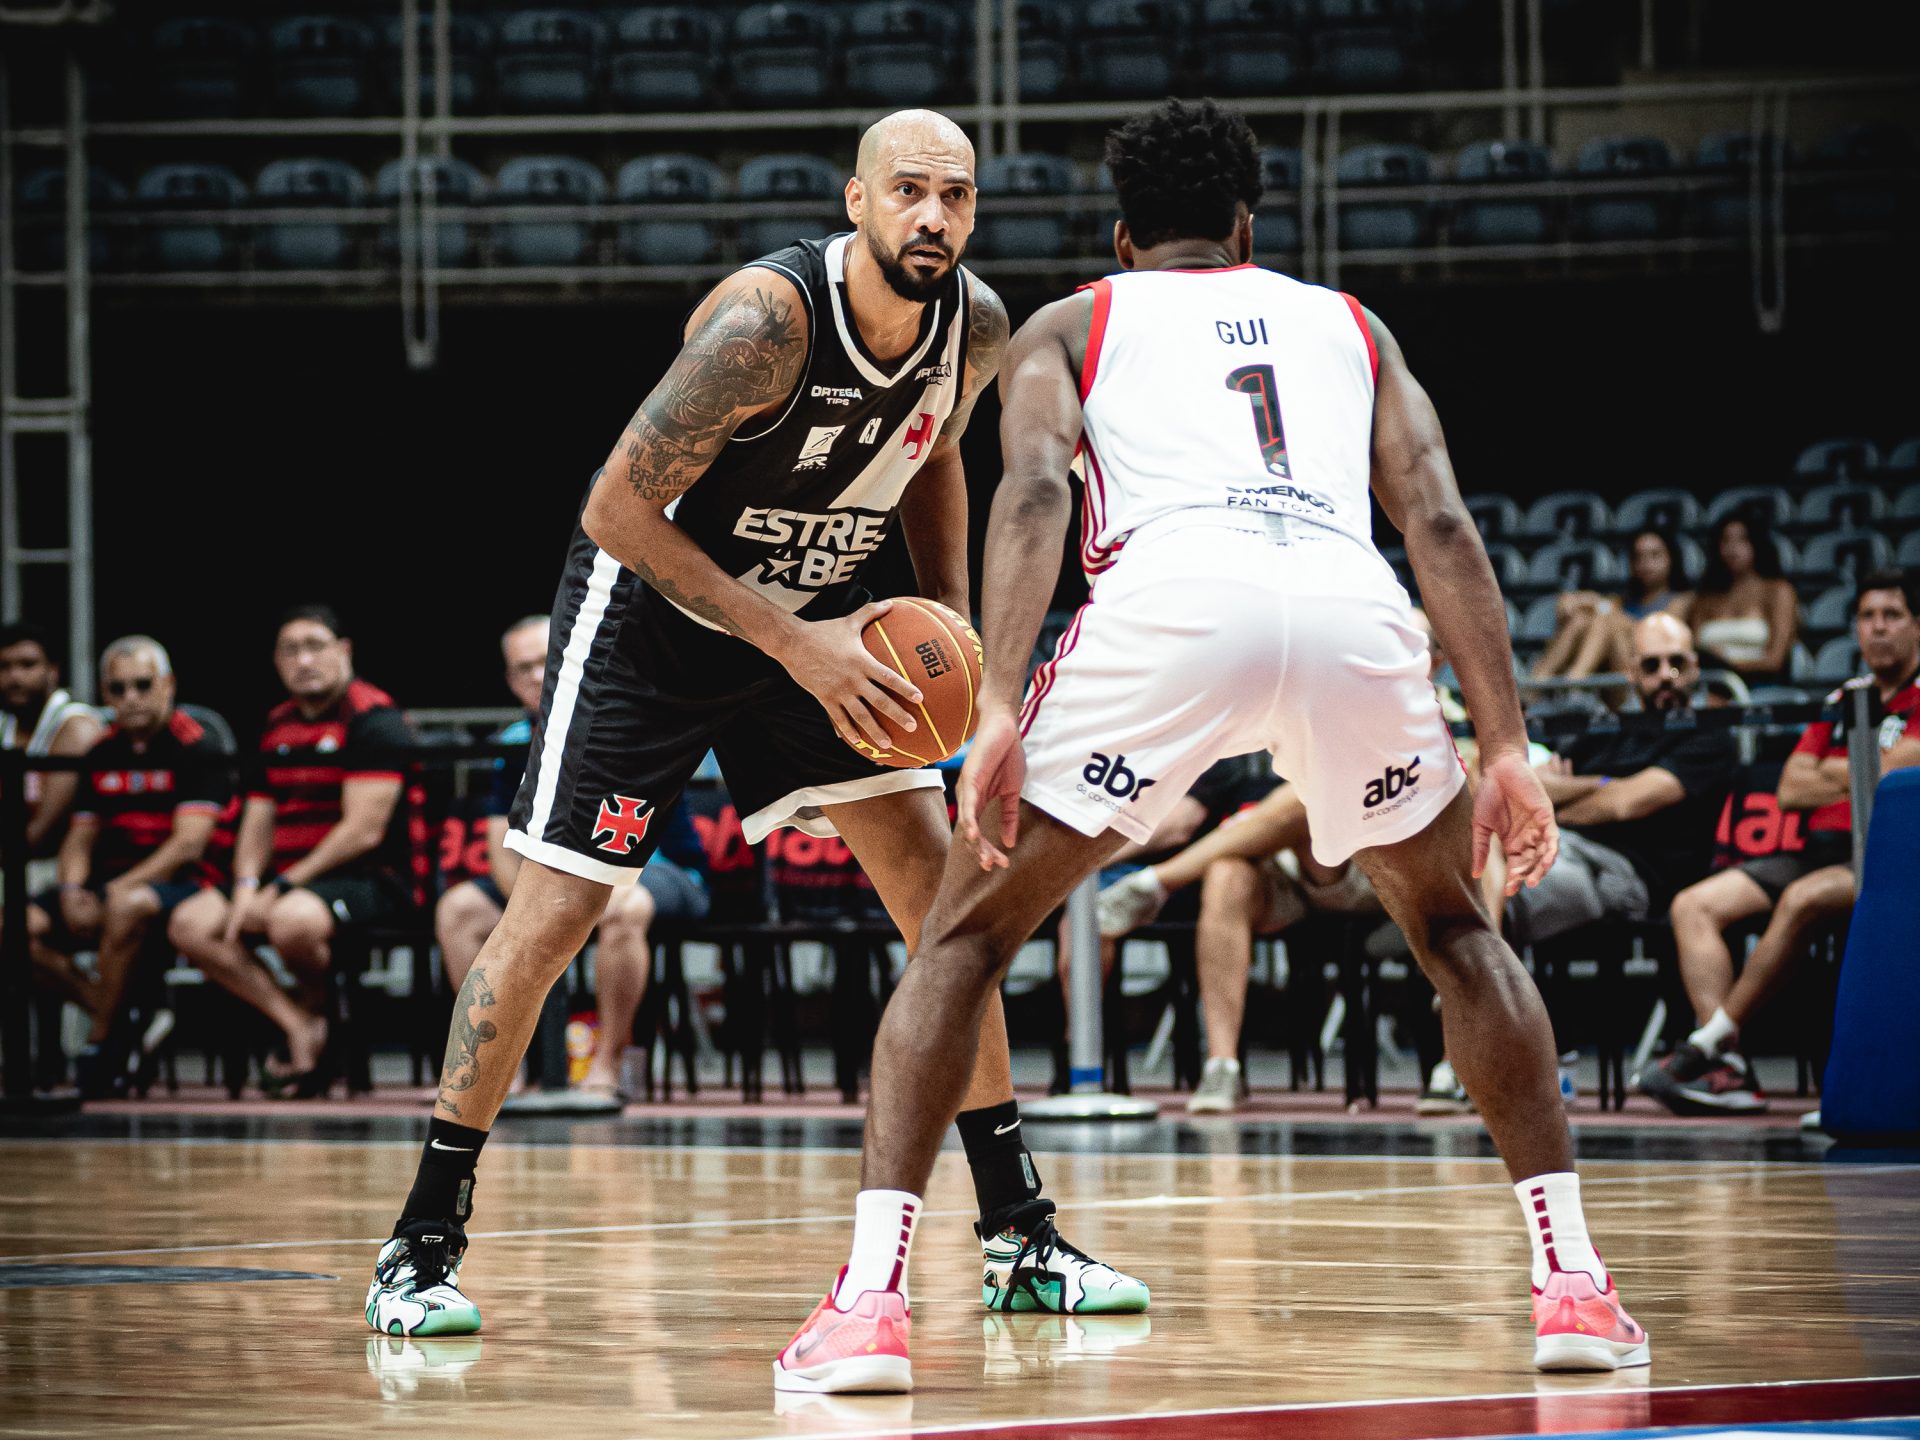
1, 2, 1917, 1438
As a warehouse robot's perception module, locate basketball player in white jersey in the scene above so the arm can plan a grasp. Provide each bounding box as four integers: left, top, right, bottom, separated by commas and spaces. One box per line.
776, 99, 1648, 1393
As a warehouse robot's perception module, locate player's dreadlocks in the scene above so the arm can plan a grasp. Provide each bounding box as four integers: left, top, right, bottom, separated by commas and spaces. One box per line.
1103, 98, 1264, 251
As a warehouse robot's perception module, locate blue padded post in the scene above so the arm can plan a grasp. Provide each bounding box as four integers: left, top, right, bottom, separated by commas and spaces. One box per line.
1821, 768, 1920, 1141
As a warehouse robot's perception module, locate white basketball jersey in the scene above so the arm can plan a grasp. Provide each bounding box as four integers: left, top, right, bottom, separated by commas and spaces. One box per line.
1074, 265, 1380, 576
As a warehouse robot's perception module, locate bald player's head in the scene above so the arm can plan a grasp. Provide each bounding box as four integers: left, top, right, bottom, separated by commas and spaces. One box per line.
1631, 611, 1700, 712
846, 109, 976, 302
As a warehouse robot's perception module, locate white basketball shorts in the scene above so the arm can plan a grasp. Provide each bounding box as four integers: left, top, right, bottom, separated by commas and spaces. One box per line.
1018, 514, 1466, 866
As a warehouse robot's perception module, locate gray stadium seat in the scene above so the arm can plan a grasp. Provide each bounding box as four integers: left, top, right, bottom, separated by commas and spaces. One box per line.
1463, 492, 1521, 541
1481, 541, 1527, 590
1806, 584, 1857, 641
1518, 593, 1562, 644
1799, 528, 1894, 586
1888, 438, 1920, 480
1745, 685, 1815, 708
1202, 0, 1304, 97
268, 16, 374, 117
1572, 135, 1674, 242
1081, 0, 1183, 99
1794, 437, 1882, 484
1800, 481, 1888, 530
1811, 124, 1916, 233
1900, 531, 1920, 569
1693, 132, 1790, 239
381, 13, 490, 114
609, 8, 718, 110
1335, 144, 1432, 250
963, 2, 1074, 103
493, 155, 606, 266
1526, 539, 1621, 591
732, 3, 836, 107
255, 158, 366, 268
496, 10, 605, 113
1527, 691, 1610, 726
17, 166, 125, 272
1705, 485, 1794, 531
616, 154, 723, 265
1504, 597, 1523, 637
136, 163, 247, 269
1522, 489, 1610, 540
1451, 140, 1551, 246
846, 2, 956, 104
375, 156, 485, 266
1311, 0, 1409, 91
149, 17, 253, 118
1610, 487, 1701, 536
1812, 635, 1862, 686
975, 154, 1076, 259
1254, 147, 1303, 256
1896, 481, 1920, 525
1673, 532, 1708, 585
736, 154, 843, 259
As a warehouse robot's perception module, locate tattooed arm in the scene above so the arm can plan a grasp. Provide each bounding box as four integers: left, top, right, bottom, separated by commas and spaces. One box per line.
897, 273, 1009, 620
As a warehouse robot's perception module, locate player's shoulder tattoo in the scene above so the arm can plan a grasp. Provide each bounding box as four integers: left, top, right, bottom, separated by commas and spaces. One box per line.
964, 271, 1011, 387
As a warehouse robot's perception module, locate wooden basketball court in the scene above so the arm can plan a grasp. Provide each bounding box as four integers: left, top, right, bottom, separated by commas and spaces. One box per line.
3, 1109, 1917, 1439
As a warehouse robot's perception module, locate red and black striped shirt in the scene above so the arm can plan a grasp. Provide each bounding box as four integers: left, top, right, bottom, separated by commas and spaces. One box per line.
73, 709, 237, 884
250, 679, 413, 876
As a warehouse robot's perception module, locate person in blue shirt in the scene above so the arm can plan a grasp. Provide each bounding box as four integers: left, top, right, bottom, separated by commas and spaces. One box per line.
434, 617, 709, 1100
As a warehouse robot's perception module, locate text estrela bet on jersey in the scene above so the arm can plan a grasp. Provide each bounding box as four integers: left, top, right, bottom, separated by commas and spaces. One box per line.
662, 233, 971, 627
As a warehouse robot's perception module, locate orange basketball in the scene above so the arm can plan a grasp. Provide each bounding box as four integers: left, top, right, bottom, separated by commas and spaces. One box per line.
850, 598, 985, 768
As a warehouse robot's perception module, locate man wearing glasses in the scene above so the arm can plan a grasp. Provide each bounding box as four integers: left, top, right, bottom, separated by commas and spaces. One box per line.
25, 636, 234, 1096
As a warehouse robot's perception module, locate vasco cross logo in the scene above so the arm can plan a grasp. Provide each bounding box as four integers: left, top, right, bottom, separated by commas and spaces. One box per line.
1362, 757, 1422, 815
593, 794, 654, 854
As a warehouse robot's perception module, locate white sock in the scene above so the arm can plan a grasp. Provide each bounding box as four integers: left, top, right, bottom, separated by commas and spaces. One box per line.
1688, 1007, 1739, 1057
1139, 868, 1169, 902
836, 1190, 920, 1306
1515, 1172, 1607, 1290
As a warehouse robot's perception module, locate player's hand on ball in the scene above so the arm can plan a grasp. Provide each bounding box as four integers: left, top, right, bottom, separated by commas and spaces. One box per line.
957, 709, 1025, 870
783, 600, 923, 752
1474, 750, 1558, 896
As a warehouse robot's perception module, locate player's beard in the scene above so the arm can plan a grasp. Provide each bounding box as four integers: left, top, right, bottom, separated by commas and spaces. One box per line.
867, 228, 956, 302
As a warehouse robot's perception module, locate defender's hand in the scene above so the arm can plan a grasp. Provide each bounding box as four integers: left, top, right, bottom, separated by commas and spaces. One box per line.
957, 709, 1026, 870
1474, 750, 1559, 895
781, 600, 924, 752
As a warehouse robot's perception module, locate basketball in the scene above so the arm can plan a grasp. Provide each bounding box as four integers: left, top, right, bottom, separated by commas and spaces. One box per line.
850, 597, 985, 768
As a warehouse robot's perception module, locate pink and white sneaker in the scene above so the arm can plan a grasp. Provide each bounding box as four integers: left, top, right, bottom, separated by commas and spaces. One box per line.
1532, 1270, 1651, 1372
774, 1270, 912, 1394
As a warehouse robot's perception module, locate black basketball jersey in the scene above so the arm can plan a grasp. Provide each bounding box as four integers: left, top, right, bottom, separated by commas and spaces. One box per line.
664, 232, 973, 625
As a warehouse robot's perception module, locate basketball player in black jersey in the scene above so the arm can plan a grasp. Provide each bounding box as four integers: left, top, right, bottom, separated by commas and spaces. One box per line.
367, 109, 1147, 1339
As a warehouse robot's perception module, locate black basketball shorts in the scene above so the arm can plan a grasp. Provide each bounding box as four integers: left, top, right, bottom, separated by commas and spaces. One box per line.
505, 529, 942, 888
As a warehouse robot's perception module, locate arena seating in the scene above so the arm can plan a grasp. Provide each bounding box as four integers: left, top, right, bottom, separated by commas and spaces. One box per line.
1335, 143, 1432, 249
616, 154, 725, 265
267, 15, 375, 118
846, 1, 959, 106
374, 156, 487, 266
380, 12, 492, 114
255, 158, 366, 269
1451, 139, 1553, 246
608, 7, 719, 110
495, 9, 605, 114
492, 154, 605, 266
135, 163, 248, 270
1571, 135, 1676, 242
975, 153, 1079, 260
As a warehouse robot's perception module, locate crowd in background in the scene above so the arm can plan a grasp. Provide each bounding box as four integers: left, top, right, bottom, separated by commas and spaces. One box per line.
1, 563, 1915, 1113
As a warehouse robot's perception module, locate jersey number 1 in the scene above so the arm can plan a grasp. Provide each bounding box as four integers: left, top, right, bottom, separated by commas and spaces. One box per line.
1225, 363, 1291, 479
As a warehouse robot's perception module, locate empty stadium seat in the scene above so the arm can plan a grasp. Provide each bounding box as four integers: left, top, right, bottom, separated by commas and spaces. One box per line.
1693, 132, 1789, 239
1896, 479, 1920, 522
1800, 481, 1888, 530
1081, 0, 1183, 99
1255, 147, 1303, 255
493, 155, 605, 265
1481, 541, 1528, 590
17, 166, 125, 272
1810, 124, 1917, 233
616, 154, 723, 264
496, 10, 605, 113
1504, 597, 1523, 637
975, 153, 1076, 259
608, 8, 718, 109
135, 163, 247, 269
381, 13, 490, 114
846, 2, 955, 104
255, 158, 365, 268
1805, 584, 1858, 642
1900, 531, 1920, 568
1799, 529, 1895, 586
375, 156, 485, 266
1888, 437, 1920, 480
1704, 485, 1794, 530
1312, 0, 1409, 91
1517, 593, 1562, 643
268, 16, 374, 117
1745, 684, 1815, 708
1451, 139, 1551, 246
1611, 486, 1701, 536
964, 1, 1075, 103
1335, 144, 1431, 249
1522, 489, 1610, 539
1526, 538, 1620, 591
736, 154, 843, 259
1571, 135, 1674, 242
732, 3, 836, 107
1794, 437, 1882, 484
1463, 492, 1521, 541
1812, 635, 1862, 685
148, 17, 253, 119
1673, 532, 1708, 585
1202, 0, 1304, 97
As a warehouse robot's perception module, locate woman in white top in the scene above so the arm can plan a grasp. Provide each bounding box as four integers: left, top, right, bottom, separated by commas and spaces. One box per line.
1681, 515, 1799, 686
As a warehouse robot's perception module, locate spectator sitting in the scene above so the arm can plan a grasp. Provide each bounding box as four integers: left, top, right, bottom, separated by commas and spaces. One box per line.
435, 615, 710, 1105
1650, 568, 1920, 1116
1530, 529, 1692, 685
168, 605, 414, 1097
0, 621, 104, 877
25, 637, 234, 1097
1682, 515, 1798, 688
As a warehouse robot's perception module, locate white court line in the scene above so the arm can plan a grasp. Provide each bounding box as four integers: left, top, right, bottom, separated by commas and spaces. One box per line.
739, 1377, 1920, 1440
1, 1161, 1904, 1267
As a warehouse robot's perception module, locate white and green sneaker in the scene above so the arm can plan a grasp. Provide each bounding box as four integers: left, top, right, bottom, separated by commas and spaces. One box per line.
979, 1201, 1150, 1315
365, 1220, 482, 1337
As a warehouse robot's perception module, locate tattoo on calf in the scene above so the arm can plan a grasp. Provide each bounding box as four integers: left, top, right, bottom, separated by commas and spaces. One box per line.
437, 963, 499, 1118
